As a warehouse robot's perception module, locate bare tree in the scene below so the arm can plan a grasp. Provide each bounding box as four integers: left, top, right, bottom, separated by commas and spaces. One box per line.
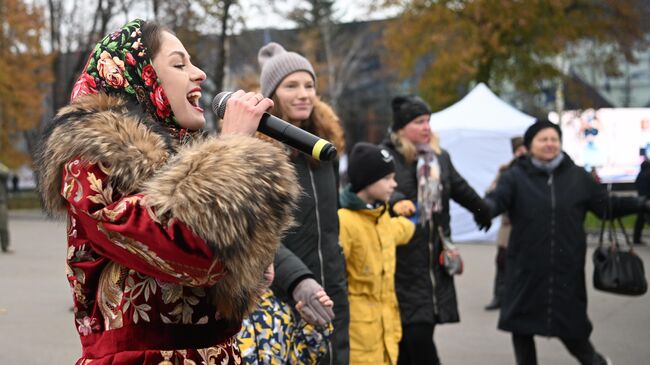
275, 0, 374, 111
198, 0, 239, 93
46, 0, 129, 111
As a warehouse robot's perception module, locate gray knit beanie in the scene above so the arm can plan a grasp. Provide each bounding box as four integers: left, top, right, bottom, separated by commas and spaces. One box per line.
258, 42, 316, 98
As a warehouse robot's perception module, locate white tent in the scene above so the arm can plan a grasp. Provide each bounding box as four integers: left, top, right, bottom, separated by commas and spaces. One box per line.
429, 83, 535, 242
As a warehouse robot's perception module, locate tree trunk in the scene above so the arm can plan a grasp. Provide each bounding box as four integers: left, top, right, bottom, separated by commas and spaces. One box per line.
319, 19, 337, 111
214, 0, 233, 93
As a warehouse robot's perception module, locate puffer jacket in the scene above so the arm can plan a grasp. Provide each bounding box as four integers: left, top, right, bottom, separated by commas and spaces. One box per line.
269, 100, 350, 365
35, 94, 299, 364
338, 187, 414, 365
382, 138, 487, 325
237, 289, 332, 364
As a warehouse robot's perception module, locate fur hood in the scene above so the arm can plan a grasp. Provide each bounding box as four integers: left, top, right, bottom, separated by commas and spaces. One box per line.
35, 93, 300, 321
310, 99, 345, 156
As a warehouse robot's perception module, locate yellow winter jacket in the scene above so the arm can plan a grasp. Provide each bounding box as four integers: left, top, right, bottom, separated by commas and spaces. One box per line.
338, 188, 415, 365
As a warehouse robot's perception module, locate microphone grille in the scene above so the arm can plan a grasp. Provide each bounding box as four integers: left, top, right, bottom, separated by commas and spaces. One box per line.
211, 91, 233, 118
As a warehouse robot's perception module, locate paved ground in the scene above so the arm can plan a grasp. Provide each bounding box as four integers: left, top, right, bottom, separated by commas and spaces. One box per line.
1, 211, 649, 364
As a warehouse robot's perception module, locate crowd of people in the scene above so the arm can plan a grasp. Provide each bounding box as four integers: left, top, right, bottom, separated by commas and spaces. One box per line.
30, 18, 650, 365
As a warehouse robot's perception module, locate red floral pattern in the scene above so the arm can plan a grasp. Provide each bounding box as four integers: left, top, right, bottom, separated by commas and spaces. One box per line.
70, 73, 98, 101
97, 50, 128, 88
69, 19, 182, 139
125, 52, 137, 66
62, 158, 240, 364
150, 85, 172, 119
142, 64, 156, 87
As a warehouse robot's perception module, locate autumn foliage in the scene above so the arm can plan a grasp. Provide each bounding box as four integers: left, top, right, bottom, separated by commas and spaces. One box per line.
0, 0, 52, 167
383, 0, 650, 110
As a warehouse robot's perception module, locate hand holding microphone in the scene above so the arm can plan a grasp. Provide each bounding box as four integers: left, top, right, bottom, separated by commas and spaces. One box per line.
219, 90, 273, 136
213, 91, 337, 161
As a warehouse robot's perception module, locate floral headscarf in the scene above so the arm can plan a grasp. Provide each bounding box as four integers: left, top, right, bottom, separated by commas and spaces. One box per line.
70, 19, 190, 141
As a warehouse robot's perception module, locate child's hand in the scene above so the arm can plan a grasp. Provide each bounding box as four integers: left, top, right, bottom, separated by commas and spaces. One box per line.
295, 290, 334, 324
314, 290, 333, 308
393, 200, 416, 217
262, 264, 274, 288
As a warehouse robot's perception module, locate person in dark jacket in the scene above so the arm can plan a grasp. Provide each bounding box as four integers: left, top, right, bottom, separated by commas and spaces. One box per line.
257, 42, 350, 365
382, 95, 492, 365
0, 163, 10, 253
484, 136, 527, 311
484, 120, 646, 365
633, 159, 650, 244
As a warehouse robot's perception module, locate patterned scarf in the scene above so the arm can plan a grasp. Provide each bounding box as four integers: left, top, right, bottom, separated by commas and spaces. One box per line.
70, 19, 196, 142
416, 143, 442, 225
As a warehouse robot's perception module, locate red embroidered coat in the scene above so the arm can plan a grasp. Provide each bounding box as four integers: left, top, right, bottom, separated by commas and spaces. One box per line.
36, 94, 299, 364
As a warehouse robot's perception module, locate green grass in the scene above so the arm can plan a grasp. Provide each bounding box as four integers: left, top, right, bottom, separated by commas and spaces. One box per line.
7, 190, 42, 210
584, 212, 641, 231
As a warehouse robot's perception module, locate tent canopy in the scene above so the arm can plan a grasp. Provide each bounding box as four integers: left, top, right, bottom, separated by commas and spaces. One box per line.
429, 83, 535, 242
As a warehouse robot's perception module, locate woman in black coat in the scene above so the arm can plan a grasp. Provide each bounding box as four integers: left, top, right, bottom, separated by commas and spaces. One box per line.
633, 159, 650, 244
484, 120, 644, 365
383, 95, 492, 365
256, 42, 350, 365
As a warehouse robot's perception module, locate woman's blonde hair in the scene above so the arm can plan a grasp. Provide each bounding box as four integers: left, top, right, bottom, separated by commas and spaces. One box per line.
390, 130, 441, 164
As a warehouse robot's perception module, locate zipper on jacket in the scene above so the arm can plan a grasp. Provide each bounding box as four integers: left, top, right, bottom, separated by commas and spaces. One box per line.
308, 166, 332, 365
308, 167, 326, 286
428, 221, 439, 316
547, 173, 556, 335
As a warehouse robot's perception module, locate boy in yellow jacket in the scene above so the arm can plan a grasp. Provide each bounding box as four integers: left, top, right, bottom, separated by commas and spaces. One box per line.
339, 142, 416, 365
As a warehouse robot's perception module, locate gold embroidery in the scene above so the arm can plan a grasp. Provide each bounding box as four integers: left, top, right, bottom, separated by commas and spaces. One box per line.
98, 261, 125, 330
158, 350, 173, 365
197, 345, 228, 365
123, 271, 156, 324
87, 171, 114, 207
73, 281, 87, 305
65, 245, 76, 277
92, 195, 141, 221
96, 222, 192, 283
97, 160, 112, 176
66, 245, 89, 307
63, 159, 83, 203
159, 283, 206, 325
176, 350, 197, 365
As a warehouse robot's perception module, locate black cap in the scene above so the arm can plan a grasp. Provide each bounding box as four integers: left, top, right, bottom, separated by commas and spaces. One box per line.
523, 119, 562, 149
348, 142, 396, 193
391, 95, 432, 131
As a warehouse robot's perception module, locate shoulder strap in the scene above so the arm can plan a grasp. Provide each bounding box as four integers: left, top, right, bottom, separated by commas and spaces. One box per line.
598, 183, 633, 251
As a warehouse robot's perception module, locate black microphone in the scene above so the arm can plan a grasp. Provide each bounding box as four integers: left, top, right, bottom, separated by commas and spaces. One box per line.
212, 91, 337, 161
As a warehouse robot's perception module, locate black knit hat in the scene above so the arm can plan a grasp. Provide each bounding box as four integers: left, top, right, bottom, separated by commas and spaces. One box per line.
348, 142, 396, 193
523, 119, 562, 149
391, 95, 432, 131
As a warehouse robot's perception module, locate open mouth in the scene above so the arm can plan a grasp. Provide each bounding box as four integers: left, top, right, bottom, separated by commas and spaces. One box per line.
187, 91, 203, 112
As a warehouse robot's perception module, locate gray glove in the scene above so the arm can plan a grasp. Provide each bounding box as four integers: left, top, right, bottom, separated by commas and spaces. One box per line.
292, 278, 335, 325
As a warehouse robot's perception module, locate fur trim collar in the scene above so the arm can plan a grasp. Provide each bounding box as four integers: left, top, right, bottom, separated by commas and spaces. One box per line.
311, 99, 345, 156
36, 94, 172, 215
36, 93, 300, 322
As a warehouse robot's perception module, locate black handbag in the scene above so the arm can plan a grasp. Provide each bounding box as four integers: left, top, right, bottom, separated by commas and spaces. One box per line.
593, 215, 648, 296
